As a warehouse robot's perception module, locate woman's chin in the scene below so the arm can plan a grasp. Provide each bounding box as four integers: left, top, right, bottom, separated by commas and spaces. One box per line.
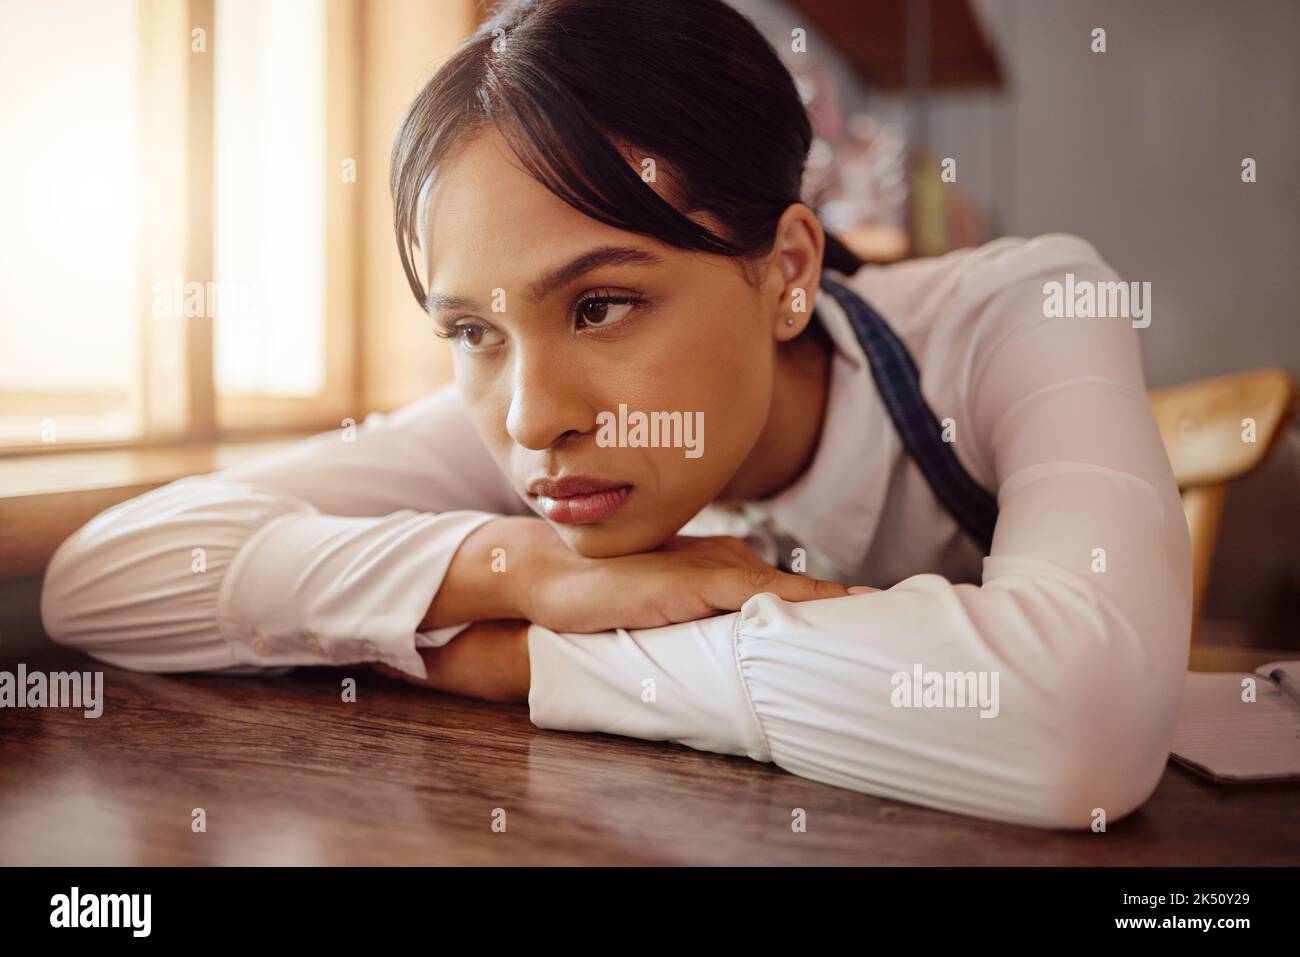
553, 518, 677, 559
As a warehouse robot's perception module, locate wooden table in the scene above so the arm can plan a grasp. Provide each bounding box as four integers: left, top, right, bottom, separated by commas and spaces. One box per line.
2, 650, 1297, 866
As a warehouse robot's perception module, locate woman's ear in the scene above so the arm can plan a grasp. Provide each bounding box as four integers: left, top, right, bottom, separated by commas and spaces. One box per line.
767, 204, 825, 341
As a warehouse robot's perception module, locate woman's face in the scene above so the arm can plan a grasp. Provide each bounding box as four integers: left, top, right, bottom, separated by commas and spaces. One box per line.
421, 131, 803, 557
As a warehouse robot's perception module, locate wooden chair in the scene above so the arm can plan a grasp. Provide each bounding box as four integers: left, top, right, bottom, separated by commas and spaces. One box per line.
1147, 367, 1298, 650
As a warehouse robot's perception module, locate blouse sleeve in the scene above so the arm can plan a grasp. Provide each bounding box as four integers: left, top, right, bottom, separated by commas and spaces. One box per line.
40, 383, 527, 679
524, 243, 1192, 829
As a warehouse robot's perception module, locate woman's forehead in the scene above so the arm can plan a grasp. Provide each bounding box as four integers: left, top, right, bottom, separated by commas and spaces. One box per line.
421, 133, 697, 298
423, 137, 603, 282
418, 127, 745, 307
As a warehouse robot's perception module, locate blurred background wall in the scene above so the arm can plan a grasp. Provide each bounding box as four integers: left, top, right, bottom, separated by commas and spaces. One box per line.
735, 0, 1300, 646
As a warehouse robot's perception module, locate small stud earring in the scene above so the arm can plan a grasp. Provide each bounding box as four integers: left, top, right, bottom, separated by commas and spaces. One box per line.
785, 317, 796, 326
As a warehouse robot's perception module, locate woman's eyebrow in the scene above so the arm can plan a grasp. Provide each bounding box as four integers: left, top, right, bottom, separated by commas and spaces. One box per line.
424, 245, 663, 313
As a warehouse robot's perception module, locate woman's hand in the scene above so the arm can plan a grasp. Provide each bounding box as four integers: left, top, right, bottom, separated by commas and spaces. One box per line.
424, 515, 875, 641
520, 530, 855, 635
373, 619, 530, 703
386, 526, 881, 703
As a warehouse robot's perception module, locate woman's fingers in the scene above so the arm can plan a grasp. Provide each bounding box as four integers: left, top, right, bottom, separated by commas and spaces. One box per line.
536, 535, 866, 633
706, 566, 848, 612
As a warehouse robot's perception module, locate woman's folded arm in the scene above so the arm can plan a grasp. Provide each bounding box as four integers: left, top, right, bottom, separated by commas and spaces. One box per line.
524, 258, 1193, 829
527, 473, 1187, 831
40, 383, 524, 677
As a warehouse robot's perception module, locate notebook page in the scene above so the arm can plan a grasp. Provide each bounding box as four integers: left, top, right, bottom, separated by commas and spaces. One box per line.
1170, 672, 1300, 781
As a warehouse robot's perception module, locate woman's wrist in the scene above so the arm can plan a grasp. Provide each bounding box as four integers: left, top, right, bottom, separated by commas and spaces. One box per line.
375, 618, 531, 703
421, 515, 556, 629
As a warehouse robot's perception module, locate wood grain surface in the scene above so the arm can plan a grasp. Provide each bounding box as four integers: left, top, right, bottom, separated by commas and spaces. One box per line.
2, 651, 1296, 866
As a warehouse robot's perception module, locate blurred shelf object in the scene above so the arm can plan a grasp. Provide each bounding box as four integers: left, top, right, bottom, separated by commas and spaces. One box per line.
840, 223, 910, 263
806, 111, 911, 262
787, 0, 1005, 91
907, 148, 989, 257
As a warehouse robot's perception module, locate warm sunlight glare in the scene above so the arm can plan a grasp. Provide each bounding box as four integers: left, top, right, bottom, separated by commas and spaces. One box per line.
0, 0, 140, 443
213, 0, 326, 398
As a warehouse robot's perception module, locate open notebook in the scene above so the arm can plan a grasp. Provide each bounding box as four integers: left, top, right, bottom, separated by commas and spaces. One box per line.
1170, 660, 1300, 782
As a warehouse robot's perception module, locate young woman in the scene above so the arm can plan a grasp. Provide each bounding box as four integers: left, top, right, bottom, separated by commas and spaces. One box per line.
41, 0, 1191, 829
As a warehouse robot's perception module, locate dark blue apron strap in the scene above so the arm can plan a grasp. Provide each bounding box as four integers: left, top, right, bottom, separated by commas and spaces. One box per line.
818, 273, 999, 555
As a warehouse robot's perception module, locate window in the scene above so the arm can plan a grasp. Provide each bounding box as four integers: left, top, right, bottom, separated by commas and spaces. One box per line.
0, 0, 143, 446
213, 0, 326, 402
0, 0, 357, 453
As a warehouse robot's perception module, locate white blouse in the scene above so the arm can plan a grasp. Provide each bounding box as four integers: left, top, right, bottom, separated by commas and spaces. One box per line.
40, 233, 1192, 829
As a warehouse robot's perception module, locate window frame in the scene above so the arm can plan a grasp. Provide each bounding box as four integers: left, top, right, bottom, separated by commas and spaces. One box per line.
0, 0, 362, 459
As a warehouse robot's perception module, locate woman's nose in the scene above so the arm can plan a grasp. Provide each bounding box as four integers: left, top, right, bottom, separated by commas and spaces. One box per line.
504, 348, 596, 451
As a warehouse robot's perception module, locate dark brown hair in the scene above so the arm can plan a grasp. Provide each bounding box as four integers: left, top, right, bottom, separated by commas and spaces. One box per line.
390, 0, 864, 307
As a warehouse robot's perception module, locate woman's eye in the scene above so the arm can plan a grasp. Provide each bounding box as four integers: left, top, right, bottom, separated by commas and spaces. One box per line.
438, 321, 503, 352
574, 294, 640, 331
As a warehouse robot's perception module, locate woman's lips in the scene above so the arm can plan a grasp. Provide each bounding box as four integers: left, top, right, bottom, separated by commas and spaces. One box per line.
528, 477, 633, 525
